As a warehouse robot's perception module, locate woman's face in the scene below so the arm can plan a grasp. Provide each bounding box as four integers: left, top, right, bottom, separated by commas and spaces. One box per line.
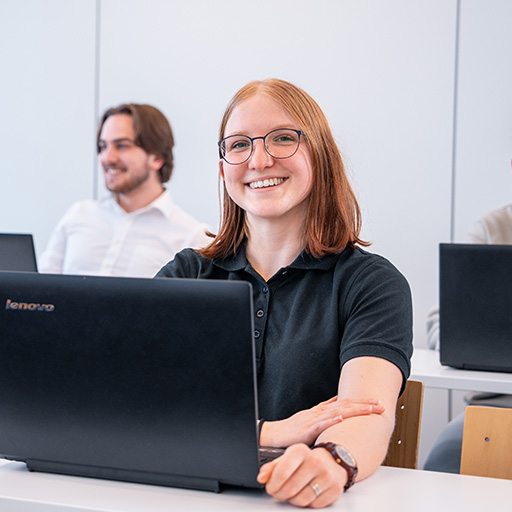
220, 93, 314, 227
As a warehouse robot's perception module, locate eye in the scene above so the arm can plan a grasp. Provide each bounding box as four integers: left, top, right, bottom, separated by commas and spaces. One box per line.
227, 137, 251, 153
271, 130, 298, 145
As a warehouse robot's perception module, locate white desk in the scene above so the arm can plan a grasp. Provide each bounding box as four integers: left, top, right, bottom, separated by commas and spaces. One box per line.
411, 348, 512, 394
0, 459, 510, 512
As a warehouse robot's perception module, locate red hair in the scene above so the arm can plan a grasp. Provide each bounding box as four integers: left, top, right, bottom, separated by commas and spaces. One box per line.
201, 79, 368, 259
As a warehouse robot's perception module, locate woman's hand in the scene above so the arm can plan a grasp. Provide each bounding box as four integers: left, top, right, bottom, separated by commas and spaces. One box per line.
257, 443, 347, 509
260, 397, 384, 447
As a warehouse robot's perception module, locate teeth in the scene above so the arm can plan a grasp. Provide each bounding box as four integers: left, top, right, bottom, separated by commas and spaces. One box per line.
249, 178, 285, 189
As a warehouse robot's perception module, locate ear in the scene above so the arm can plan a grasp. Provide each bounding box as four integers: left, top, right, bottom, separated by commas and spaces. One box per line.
219, 160, 225, 180
149, 154, 165, 172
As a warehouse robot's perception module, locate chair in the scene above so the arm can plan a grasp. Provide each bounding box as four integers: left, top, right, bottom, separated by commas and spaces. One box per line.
460, 405, 512, 479
382, 379, 424, 469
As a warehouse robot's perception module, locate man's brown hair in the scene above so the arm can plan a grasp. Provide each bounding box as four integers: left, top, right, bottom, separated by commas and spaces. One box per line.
97, 103, 174, 183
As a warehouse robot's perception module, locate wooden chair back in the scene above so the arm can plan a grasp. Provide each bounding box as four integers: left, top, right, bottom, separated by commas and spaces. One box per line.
460, 405, 512, 479
382, 379, 424, 469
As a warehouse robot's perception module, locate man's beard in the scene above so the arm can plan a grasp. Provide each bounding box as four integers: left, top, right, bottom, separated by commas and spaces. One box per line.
105, 165, 151, 194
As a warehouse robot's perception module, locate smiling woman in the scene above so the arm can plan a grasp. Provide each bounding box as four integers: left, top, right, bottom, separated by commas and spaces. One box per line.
156, 78, 413, 509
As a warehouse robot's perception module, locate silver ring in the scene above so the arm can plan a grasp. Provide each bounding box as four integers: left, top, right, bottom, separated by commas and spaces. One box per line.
310, 482, 322, 498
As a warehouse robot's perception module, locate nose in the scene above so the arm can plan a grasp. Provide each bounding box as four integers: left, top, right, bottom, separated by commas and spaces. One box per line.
100, 144, 118, 166
248, 139, 273, 170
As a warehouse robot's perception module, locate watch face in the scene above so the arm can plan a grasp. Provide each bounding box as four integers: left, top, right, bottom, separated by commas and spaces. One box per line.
334, 445, 356, 467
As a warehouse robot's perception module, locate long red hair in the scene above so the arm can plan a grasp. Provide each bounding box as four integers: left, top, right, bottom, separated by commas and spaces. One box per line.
200, 79, 368, 259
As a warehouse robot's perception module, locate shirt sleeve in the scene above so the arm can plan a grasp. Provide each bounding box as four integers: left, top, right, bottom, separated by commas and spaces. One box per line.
339, 255, 413, 391
155, 248, 205, 278
37, 209, 74, 274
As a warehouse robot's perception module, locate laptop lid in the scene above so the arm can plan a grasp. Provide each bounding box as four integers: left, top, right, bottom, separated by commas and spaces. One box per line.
439, 243, 512, 372
0, 233, 38, 272
0, 272, 261, 492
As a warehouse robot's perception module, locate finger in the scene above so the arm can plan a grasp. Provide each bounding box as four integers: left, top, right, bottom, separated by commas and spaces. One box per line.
335, 397, 382, 407
314, 403, 382, 424
257, 457, 280, 484
288, 482, 341, 509
270, 449, 336, 506
308, 486, 342, 509
316, 396, 338, 406
306, 415, 344, 437
334, 403, 385, 418
326, 400, 384, 414
263, 444, 309, 495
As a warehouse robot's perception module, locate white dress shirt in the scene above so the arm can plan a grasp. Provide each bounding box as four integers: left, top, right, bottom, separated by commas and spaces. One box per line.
39, 189, 211, 278
465, 204, 512, 244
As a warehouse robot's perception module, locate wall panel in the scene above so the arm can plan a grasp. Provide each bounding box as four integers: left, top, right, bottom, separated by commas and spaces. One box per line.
454, 0, 512, 240
0, 0, 97, 255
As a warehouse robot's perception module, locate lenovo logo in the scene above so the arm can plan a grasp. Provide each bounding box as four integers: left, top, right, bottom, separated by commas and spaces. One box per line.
5, 299, 55, 312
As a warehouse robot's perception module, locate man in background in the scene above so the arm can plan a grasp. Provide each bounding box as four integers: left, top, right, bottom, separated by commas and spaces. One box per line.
39, 103, 210, 277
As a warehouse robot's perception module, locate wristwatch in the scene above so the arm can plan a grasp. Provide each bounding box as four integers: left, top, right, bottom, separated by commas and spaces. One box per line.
313, 442, 358, 491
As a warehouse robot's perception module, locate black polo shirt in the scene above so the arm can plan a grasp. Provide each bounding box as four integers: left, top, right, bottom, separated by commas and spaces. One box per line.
156, 246, 413, 421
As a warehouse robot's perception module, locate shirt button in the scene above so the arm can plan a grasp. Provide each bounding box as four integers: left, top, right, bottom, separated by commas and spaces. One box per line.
282, 270, 288, 275
254, 330, 261, 339
256, 309, 264, 318
262, 286, 268, 293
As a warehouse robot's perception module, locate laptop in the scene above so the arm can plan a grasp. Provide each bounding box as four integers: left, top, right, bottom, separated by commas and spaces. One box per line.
0, 233, 38, 272
439, 243, 512, 372
0, 271, 279, 492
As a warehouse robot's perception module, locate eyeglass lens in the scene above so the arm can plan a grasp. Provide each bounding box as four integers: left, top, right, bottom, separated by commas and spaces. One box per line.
220, 129, 301, 164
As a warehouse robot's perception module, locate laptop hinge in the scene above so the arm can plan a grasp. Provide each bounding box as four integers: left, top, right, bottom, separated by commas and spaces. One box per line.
25, 459, 221, 492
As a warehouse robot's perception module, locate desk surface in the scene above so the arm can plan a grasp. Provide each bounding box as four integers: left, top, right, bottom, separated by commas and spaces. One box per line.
411, 348, 512, 393
1, 459, 511, 512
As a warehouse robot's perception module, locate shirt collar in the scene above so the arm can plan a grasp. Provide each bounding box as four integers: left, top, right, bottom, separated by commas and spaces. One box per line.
213, 243, 347, 273
101, 188, 173, 218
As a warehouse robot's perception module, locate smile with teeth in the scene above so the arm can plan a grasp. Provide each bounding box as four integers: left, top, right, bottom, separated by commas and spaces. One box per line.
249, 177, 285, 190
106, 168, 125, 175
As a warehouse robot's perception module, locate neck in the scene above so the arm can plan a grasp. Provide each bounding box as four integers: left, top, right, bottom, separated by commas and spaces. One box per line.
114, 184, 165, 213
245, 216, 306, 281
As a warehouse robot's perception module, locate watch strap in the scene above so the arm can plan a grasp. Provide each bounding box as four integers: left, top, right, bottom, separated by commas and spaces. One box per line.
313, 442, 358, 491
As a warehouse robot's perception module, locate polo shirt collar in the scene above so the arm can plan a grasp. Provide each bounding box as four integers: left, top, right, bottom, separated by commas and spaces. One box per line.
213, 243, 347, 273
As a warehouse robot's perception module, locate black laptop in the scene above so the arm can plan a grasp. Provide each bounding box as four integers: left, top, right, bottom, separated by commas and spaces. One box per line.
439, 243, 512, 373
0, 233, 38, 272
0, 272, 278, 492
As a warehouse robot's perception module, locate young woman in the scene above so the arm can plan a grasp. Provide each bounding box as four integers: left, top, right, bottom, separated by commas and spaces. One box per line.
157, 78, 413, 508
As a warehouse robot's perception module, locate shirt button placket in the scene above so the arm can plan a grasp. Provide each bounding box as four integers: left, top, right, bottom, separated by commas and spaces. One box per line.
253, 285, 269, 346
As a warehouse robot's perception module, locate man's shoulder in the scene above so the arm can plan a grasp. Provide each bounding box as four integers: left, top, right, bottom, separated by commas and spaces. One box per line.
482, 204, 512, 224
60, 198, 102, 215
153, 190, 209, 230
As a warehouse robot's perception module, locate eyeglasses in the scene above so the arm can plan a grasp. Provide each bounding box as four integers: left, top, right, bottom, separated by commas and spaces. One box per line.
218, 128, 306, 165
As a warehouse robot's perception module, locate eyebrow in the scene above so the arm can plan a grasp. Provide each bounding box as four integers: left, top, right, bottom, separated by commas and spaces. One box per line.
224, 126, 299, 138
98, 137, 137, 145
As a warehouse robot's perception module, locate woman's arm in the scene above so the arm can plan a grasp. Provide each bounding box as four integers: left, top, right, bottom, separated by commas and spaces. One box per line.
259, 396, 385, 448
257, 356, 402, 508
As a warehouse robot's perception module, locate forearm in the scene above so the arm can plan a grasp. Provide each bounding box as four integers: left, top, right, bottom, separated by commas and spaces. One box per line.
315, 408, 395, 481
318, 356, 403, 482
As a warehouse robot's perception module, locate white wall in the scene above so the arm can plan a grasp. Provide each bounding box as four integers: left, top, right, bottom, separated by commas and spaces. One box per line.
454, 0, 512, 240
1, 0, 510, 469
0, 0, 97, 255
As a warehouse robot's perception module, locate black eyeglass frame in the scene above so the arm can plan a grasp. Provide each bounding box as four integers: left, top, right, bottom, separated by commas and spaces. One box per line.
218, 128, 306, 165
